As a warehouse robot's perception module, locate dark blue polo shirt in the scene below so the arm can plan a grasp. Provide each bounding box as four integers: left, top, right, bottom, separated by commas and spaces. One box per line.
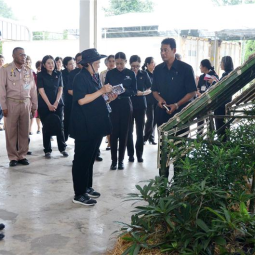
152, 59, 196, 125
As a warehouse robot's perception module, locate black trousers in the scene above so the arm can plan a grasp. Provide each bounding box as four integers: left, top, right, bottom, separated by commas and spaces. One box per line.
214, 106, 228, 142
159, 127, 189, 179
110, 98, 132, 163
64, 106, 71, 142
144, 103, 157, 141
72, 137, 102, 196
38, 106, 66, 153
127, 108, 146, 159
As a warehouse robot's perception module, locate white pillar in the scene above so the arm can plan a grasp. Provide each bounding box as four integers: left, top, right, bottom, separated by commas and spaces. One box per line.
80, 0, 98, 51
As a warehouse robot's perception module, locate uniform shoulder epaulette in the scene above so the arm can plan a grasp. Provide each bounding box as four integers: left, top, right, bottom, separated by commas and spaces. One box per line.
2, 63, 10, 68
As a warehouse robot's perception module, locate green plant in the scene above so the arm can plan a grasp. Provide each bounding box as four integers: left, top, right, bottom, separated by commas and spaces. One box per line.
116, 115, 255, 255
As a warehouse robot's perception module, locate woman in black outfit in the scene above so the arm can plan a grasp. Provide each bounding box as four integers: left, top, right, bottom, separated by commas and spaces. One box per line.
210, 56, 234, 141
62, 56, 75, 141
70, 48, 116, 206
197, 59, 219, 134
37, 55, 68, 158
142, 57, 157, 145
105, 52, 137, 170
127, 55, 151, 162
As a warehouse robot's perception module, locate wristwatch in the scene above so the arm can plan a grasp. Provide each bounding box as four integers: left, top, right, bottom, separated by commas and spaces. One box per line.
174, 103, 179, 109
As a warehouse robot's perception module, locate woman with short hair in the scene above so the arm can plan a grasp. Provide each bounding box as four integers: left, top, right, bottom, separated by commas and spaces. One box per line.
37, 55, 68, 158
70, 48, 116, 206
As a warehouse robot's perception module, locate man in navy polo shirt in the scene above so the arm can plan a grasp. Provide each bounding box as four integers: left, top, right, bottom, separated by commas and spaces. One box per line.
152, 38, 197, 177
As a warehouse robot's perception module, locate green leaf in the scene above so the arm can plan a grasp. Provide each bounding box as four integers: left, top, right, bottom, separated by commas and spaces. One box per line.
132, 244, 141, 255
240, 202, 250, 217
165, 216, 175, 230
222, 207, 231, 223
121, 245, 132, 255
196, 219, 210, 233
205, 207, 226, 222
214, 236, 226, 246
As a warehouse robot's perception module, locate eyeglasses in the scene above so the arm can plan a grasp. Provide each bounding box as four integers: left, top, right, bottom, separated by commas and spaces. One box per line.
19, 54, 27, 58
131, 65, 140, 69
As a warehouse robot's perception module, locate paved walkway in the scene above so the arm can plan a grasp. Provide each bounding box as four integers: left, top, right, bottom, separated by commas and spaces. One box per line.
0, 126, 167, 255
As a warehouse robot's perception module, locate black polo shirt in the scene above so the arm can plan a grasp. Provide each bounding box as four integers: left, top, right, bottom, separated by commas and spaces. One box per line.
37, 70, 64, 108
62, 68, 73, 108
152, 59, 196, 125
69, 68, 112, 141
105, 68, 137, 97
145, 70, 157, 105
131, 70, 151, 110
152, 59, 196, 105
67, 68, 81, 91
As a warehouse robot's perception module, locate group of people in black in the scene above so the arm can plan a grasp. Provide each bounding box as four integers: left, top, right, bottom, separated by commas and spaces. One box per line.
197, 56, 234, 140
0, 37, 235, 209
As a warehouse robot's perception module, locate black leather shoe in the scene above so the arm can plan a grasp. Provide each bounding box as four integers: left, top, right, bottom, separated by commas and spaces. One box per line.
96, 156, 103, 162
9, 160, 18, 167
18, 159, 29, 165
0, 223, 5, 230
149, 139, 157, 145
138, 157, 144, 163
110, 161, 117, 170
129, 156, 134, 162
27, 151, 32, 155
118, 161, 124, 170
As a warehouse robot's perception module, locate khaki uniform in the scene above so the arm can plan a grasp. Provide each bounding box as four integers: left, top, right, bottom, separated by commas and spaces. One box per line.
0, 62, 38, 161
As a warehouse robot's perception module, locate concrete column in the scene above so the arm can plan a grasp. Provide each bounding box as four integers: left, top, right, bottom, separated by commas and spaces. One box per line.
80, 0, 98, 51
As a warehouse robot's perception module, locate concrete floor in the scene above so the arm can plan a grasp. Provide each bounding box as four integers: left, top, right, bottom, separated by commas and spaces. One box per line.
0, 126, 171, 255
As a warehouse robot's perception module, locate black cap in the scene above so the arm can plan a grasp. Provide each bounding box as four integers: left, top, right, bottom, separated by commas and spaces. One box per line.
78, 48, 107, 65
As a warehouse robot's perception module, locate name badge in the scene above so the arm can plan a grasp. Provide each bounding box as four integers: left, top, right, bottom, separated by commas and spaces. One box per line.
201, 85, 206, 92
24, 83, 31, 90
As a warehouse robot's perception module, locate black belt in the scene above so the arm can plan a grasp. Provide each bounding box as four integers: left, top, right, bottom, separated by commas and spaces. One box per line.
118, 96, 130, 99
